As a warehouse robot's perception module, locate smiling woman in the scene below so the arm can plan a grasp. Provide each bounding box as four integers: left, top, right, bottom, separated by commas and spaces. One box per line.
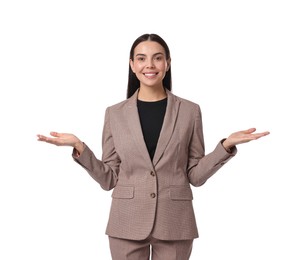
127, 34, 172, 99
37, 33, 269, 260
130, 41, 170, 100
130, 41, 170, 91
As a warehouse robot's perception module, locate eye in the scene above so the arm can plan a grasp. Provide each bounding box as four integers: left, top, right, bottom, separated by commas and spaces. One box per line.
154, 55, 163, 61
136, 57, 145, 61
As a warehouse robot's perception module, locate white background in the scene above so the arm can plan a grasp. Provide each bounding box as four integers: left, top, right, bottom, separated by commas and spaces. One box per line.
1, 0, 305, 259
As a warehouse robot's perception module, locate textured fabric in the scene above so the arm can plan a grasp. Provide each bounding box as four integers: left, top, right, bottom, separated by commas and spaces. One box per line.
73, 89, 237, 240
109, 236, 193, 260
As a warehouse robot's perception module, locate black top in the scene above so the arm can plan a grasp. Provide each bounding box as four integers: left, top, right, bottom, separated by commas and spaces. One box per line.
137, 98, 167, 160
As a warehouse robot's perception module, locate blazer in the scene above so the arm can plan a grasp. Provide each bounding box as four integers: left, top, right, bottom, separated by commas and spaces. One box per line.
73, 89, 237, 241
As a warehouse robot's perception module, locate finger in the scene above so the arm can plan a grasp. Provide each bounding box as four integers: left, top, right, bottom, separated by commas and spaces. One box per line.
254, 132, 270, 139
44, 137, 61, 145
50, 131, 60, 137
244, 128, 256, 134
37, 134, 48, 141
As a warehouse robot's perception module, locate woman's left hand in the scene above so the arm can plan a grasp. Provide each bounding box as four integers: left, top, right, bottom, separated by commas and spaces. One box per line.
222, 128, 270, 151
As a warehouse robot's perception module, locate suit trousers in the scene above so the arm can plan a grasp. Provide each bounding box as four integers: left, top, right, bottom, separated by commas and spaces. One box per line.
108, 235, 193, 260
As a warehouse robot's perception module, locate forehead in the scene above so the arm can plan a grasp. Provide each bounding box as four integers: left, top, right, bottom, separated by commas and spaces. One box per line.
134, 41, 165, 55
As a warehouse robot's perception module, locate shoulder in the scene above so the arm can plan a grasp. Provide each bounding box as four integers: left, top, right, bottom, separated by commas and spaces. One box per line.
103, 96, 136, 121
167, 92, 202, 125
104, 92, 137, 113
107, 99, 130, 111
170, 92, 201, 111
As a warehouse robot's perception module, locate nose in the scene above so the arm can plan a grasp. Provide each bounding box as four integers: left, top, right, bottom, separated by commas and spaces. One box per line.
146, 59, 155, 68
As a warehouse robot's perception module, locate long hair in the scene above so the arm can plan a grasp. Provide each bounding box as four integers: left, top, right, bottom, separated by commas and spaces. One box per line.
127, 33, 172, 99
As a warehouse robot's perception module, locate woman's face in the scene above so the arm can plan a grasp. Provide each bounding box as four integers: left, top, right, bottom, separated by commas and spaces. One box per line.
130, 41, 170, 89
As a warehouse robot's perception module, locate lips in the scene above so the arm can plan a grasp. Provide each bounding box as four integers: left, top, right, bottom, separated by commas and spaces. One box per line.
143, 72, 158, 79
144, 73, 158, 76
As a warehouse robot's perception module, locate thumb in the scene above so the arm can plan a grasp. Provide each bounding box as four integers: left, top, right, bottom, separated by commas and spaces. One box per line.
244, 128, 256, 134
50, 131, 60, 137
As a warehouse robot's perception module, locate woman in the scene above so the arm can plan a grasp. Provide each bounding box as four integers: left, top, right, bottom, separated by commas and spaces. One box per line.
37, 33, 269, 260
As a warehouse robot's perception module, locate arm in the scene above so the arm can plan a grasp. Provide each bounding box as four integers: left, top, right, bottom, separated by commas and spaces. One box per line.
37, 108, 120, 190
187, 106, 269, 187
73, 108, 120, 190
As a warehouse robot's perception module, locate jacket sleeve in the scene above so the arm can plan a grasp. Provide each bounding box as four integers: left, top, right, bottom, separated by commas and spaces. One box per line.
72, 107, 120, 191
187, 105, 237, 187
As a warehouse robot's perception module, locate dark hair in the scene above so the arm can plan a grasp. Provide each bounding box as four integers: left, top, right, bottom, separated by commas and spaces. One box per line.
127, 33, 172, 99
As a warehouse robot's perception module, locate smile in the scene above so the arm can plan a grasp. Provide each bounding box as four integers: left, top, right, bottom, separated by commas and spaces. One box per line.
143, 73, 158, 78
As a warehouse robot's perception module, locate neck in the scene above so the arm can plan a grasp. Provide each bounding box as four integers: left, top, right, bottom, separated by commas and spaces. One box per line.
138, 86, 167, 101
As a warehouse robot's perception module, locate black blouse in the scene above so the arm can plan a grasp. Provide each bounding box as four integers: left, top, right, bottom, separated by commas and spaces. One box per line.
137, 98, 167, 160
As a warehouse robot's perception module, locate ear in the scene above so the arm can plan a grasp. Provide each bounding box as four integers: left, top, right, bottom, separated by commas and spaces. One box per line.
130, 59, 135, 73
166, 58, 171, 71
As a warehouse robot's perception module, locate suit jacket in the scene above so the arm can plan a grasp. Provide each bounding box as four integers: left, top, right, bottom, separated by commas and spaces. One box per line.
73, 89, 237, 241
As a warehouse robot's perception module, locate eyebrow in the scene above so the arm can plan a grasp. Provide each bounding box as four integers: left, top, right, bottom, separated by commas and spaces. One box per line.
135, 52, 165, 57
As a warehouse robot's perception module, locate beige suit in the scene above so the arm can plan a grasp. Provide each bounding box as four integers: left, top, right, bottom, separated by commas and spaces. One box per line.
73, 89, 237, 241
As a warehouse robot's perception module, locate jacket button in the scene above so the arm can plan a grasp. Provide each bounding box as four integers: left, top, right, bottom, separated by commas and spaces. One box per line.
150, 171, 156, 177
150, 193, 156, 198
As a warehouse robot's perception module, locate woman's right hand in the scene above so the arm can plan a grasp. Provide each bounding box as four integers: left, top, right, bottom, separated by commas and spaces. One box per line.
37, 132, 84, 154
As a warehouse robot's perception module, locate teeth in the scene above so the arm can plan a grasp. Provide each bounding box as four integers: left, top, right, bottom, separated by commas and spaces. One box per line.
144, 73, 156, 76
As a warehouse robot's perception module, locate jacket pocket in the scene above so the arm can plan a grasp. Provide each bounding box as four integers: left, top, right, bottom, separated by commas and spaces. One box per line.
112, 186, 134, 199
170, 185, 193, 201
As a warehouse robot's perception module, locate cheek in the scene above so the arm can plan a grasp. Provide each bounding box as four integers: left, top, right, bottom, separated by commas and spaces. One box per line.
160, 64, 169, 74
159, 62, 168, 70
133, 63, 144, 73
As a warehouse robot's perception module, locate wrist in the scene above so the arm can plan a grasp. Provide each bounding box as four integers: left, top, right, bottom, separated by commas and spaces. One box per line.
74, 141, 84, 154
222, 139, 232, 153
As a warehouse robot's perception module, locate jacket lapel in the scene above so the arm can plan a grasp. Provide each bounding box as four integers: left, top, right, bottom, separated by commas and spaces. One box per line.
152, 90, 180, 166
125, 89, 181, 168
125, 90, 153, 167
